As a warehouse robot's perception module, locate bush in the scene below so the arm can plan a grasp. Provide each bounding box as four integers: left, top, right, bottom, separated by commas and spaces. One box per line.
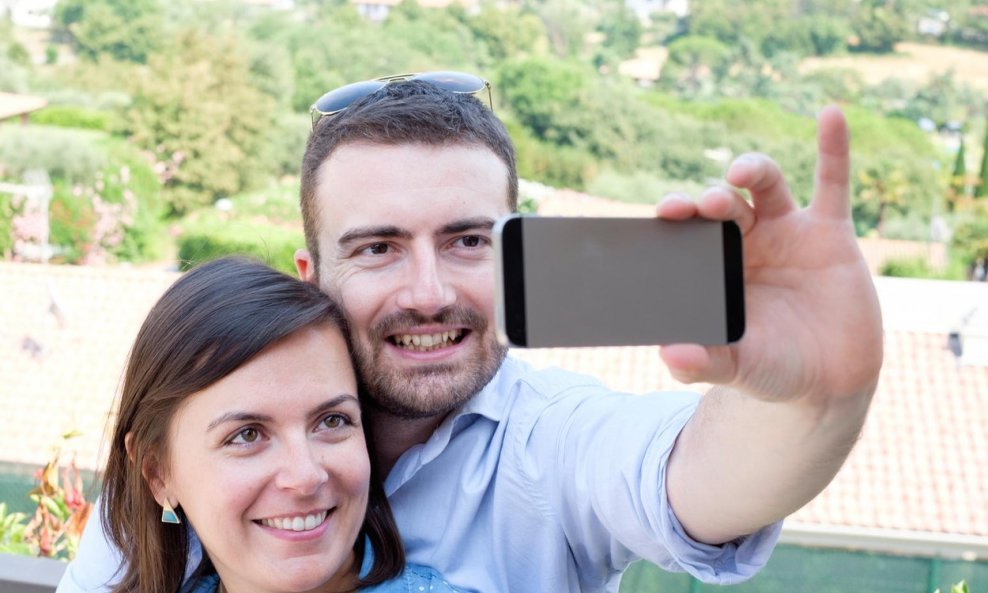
0, 127, 164, 264
0, 126, 107, 184
951, 209, 988, 271
879, 256, 937, 279
586, 168, 707, 204
178, 216, 302, 275
28, 106, 112, 131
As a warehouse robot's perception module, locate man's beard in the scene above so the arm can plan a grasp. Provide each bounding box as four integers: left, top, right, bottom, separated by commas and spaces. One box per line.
350, 307, 508, 419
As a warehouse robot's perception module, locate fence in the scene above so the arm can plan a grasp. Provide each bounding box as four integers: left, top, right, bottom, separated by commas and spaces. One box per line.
620, 543, 987, 593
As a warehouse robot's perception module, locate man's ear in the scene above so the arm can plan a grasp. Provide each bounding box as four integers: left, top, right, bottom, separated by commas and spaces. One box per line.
295, 248, 317, 284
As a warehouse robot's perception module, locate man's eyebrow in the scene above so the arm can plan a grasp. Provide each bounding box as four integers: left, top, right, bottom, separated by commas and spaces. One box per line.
206, 395, 359, 432
439, 217, 497, 235
337, 225, 412, 247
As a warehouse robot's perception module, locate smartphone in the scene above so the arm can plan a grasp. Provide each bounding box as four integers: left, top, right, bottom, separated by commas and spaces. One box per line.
493, 215, 745, 348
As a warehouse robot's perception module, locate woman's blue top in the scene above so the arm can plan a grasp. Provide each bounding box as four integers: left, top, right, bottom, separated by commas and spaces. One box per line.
184, 539, 462, 593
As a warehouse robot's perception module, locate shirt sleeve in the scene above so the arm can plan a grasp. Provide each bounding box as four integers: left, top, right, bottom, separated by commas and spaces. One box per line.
57, 498, 203, 593
56, 498, 123, 593
520, 383, 781, 585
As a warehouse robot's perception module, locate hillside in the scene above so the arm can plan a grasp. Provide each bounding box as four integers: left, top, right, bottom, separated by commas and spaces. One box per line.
800, 41, 988, 90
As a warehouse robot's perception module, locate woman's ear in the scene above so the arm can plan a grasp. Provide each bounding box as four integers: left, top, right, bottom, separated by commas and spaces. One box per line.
139, 447, 174, 509
124, 432, 136, 463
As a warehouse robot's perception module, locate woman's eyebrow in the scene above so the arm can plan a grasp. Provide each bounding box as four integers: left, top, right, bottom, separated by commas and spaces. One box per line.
207, 395, 359, 432
308, 394, 361, 420
206, 393, 360, 432
207, 412, 272, 432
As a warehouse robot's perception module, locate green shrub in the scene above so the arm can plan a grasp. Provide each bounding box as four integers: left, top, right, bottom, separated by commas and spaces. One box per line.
29, 106, 111, 131
222, 181, 300, 223
0, 502, 30, 556
178, 217, 302, 275
0, 128, 164, 264
48, 183, 97, 264
586, 168, 707, 204
879, 257, 935, 279
0, 126, 107, 184
0, 193, 14, 257
951, 209, 988, 270
99, 139, 165, 263
509, 118, 596, 190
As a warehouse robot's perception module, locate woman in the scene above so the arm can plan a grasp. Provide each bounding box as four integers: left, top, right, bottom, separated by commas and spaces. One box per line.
100, 256, 458, 593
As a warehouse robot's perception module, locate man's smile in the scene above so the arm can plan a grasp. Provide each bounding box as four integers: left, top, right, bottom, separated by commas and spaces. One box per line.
388, 329, 467, 352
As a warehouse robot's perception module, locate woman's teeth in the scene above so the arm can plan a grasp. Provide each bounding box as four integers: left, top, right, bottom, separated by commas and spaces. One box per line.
259, 511, 328, 532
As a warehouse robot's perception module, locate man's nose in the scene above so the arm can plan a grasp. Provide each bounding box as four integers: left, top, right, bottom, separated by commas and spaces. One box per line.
274, 439, 329, 495
396, 252, 455, 315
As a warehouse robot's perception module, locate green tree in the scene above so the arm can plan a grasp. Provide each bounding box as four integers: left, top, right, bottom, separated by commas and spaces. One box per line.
596, 0, 642, 59
948, 137, 968, 210
536, 0, 595, 59
123, 30, 277, 215
497, 57, 593, 144
688, 0, 793, 48
53, 0, 164, 63
856, 159, 910, 236
465, 5, 546, 63
977, 120, 988, 199
849, 0, 915, 53
661, 35, 732, 96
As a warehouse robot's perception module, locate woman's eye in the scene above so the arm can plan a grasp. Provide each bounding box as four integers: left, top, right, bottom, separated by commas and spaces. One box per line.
320, 414, 349, 430
230, 427, 261, 445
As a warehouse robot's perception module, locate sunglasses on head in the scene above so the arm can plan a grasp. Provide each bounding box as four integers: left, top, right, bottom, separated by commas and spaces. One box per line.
309, 71, 492, 128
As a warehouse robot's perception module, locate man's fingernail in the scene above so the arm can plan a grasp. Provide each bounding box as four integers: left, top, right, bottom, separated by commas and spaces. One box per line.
659, 193, 693, 206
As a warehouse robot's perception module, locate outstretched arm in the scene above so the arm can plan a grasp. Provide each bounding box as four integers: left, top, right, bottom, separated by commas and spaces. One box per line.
661, 106, 883, 544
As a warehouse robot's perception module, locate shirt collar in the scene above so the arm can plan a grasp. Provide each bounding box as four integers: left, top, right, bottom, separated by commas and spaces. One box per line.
383, 355, 530, 492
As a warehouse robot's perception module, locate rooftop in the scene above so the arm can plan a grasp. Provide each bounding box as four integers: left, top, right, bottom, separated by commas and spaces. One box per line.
0, 92, 47, 122
0, 190, 985, 541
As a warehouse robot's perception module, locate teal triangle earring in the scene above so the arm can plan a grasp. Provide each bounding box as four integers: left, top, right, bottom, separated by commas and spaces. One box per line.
161, 501, 181, 524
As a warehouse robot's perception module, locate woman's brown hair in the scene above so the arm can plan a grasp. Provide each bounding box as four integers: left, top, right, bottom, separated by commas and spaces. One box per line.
101, 256, 404, 593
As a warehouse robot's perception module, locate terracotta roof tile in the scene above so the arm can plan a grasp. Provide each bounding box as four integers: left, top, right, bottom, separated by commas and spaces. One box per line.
1, 228, 985, 539
0, 262, 179, 470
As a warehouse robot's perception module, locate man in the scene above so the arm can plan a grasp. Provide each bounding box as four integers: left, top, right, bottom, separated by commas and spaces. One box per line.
60, 74, 882, 592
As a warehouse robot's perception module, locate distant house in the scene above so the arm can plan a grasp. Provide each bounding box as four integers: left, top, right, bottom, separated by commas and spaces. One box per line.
625, 0, 690, 24
0, 0, 57, 28
351, 0, 479, 23
917, 9, 950, 37
617, 46, 668, 87
240, 0, 296, 9
0, 92, 47, 125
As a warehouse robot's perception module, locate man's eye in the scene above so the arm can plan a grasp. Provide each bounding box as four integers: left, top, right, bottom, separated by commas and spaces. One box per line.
458, 235, 484, 248
365, 243, 389, 255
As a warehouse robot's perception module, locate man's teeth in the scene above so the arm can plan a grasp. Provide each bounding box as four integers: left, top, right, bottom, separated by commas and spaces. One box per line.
394, 330, 462, 351
259, 511, 327, 532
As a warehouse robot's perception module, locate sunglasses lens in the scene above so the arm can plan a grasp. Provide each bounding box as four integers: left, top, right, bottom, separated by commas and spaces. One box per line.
312, 80, 388, 115
411, 71, 486, 94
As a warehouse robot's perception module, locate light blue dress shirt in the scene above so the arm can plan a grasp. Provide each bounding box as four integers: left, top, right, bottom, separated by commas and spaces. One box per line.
57, 356, 780, 593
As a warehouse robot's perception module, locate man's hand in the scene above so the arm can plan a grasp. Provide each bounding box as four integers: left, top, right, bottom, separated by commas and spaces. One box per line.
661, 106, 884, 544
657, 105, 882, 406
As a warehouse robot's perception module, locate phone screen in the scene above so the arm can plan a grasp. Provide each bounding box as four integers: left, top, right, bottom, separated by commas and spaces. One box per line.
494, 216, 744, 347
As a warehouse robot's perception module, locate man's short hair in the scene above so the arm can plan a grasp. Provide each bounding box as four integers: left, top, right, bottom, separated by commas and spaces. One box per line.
300, 80, 518, 271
